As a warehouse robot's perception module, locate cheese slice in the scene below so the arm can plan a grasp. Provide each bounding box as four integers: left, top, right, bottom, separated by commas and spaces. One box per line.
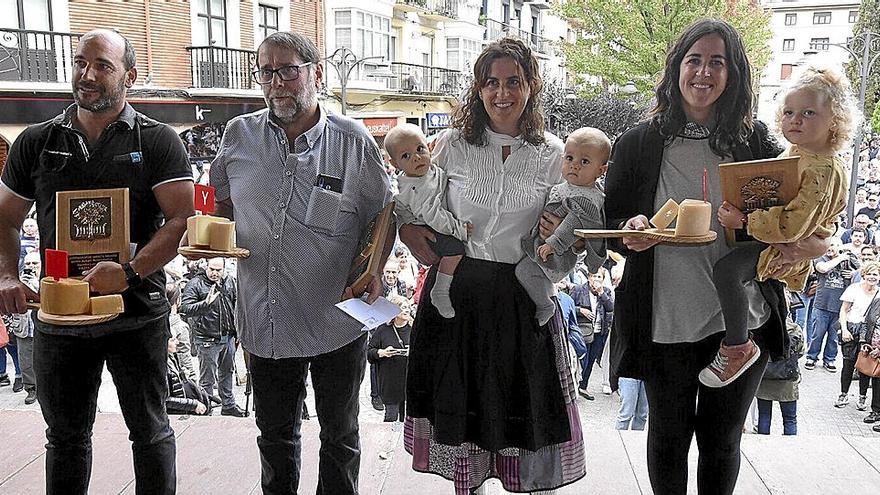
208, 220, 236, 251
89, 294, 125, 315
187, 214, 225, 246
40, 277, 90, 315
674, 199, 712, 237
650, 198, 680, 230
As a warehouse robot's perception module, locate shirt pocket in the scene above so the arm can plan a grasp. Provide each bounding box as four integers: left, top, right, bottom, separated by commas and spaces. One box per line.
304, 186, 357, 237
38, 149, 72, 173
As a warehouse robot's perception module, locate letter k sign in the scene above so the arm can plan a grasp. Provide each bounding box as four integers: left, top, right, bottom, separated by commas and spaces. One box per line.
195, 105, 212, 121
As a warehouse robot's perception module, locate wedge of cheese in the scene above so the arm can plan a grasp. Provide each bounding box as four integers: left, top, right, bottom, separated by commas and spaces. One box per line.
187, 214, 225, 247
208, 220, 236, 251
89, 294, 124, 315
674, 199, 712, 237
650, 199, 680, 230
41, 277, 90, 315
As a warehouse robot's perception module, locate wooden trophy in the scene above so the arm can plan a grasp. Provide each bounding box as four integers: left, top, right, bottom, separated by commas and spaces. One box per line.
347, 202, 395, 297
718, 156, 801, 247
55, 188, 131, 276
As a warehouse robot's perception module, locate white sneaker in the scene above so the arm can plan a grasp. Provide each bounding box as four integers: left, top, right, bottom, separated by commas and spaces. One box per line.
834, 393, 849, 408
602, 385, 612, 395
857, 395, 869, 411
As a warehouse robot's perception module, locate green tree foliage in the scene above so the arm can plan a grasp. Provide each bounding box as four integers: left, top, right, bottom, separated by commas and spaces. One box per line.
543, 79, 650, 140
846, 0, 880, 121
556, 0, 772, 97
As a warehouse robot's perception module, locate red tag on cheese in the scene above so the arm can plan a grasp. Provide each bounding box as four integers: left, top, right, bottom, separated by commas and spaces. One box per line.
45, 249, 68, 281
194, 184, 215, 214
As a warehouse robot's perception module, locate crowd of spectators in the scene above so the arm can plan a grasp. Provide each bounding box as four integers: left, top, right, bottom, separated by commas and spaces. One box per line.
3, 127, 880, 438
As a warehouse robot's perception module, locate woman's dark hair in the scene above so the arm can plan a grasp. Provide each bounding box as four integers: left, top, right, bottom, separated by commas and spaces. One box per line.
649, 18, 754, 156
452, 37, 545, 146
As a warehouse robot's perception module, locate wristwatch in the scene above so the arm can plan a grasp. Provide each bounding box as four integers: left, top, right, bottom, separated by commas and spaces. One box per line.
121, 262, 142, 288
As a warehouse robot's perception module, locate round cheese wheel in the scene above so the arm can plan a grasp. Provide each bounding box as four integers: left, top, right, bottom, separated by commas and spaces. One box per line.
41, 277, 91, 315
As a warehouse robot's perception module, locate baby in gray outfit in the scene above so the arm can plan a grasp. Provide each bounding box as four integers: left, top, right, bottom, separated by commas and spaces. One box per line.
516, 127, 610, 325
387, 124, 471, 318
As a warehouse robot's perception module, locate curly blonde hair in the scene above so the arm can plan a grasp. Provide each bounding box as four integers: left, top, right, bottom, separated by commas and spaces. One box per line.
775, 65, 861, 152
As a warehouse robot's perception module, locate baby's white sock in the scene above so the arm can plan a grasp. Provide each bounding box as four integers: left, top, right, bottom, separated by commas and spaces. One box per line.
431, 273, 455, 318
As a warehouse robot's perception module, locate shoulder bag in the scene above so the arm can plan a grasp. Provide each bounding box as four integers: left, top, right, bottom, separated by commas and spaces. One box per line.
855, 293, 880, 377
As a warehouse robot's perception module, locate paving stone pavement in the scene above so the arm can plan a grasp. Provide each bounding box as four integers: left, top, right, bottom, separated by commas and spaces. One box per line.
2, 340, 879, 494
0, 340, 880, 439
1, 341, 877, 437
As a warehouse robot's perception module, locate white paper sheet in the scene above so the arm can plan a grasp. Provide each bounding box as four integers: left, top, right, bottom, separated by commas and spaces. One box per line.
335, 296, 402, 331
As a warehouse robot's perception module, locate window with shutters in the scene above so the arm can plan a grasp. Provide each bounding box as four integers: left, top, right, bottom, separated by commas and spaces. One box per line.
781, 64, 793, 81
333, 9, 391, 80
0, 0, 61, 83
0, 0, 52, 30
813, 12, 831, 25
809, 38, 830, 51
445, 37, 480, 71
194, 0, 227, 46
257, 5, 279, 44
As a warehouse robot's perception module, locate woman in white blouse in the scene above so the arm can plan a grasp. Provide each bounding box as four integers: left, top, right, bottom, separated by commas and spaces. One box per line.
399, 38, 585, 494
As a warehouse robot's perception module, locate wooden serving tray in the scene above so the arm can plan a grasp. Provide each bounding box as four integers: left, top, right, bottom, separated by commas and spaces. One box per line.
37, 309, 119, 326
178, 246, 250, 259
575, 228, 717, 244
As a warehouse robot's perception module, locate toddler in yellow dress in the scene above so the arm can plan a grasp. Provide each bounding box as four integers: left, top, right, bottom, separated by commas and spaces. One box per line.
701, 66, 859, 388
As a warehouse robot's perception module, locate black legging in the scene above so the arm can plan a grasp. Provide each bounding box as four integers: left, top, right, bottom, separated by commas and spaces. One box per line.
644, 332, 769, 495
713, 243, 765, 346
840, 339, 870, 396
872, 376, 880, 413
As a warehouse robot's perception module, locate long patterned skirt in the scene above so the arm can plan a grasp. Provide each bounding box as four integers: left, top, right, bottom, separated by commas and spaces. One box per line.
404, 258, 586, 493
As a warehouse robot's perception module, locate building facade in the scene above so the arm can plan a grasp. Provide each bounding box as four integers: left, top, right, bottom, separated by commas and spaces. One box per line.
0, 0, 577, 171
0, 0, 322, 172
756, 0, 860, 125
320, 0, 572, 142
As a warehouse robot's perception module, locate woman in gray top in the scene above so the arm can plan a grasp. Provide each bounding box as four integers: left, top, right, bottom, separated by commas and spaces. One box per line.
605, 19, 829, 495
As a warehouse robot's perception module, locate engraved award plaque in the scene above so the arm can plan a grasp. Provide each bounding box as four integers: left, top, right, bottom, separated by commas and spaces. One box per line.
719, 156, 801, 247
347, 202, 395, 297
56, 188, 131, 276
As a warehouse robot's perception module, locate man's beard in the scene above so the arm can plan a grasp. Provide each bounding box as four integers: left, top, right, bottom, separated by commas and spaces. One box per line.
73, 78, 126, 113
266, 78, 317, 124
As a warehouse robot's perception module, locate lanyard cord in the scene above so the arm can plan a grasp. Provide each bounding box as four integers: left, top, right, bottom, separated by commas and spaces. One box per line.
392, 325, 405, 348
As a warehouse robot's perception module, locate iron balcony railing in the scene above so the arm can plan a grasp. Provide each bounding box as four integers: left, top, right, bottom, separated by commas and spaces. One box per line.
186, 45, 257, 90
387, 62, 463, 96
484, 19, 552, 54
398, 0, 459, 18
0, 28, 79, 83
426, 0, 458, 18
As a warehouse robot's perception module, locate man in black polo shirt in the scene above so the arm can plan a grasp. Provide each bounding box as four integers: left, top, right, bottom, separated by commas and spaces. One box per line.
0, 30, 193, 494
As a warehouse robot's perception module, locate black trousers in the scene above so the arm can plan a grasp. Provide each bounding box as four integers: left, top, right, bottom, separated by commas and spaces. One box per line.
34, 318, 176, 495
713, 243, 765, 346
872, 376, 880, 413
249, 334, 366, 495
383, 400, 406, 422
840, 338, 871, 396
644, 332, 769, 495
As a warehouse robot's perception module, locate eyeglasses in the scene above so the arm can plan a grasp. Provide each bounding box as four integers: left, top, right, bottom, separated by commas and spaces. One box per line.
252, 62, 313, 84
